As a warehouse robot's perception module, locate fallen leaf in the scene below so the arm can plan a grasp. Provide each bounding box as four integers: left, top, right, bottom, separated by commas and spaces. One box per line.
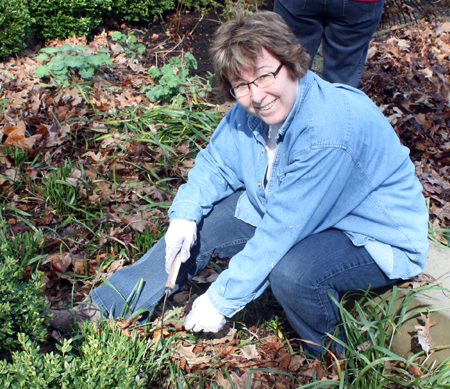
174, 344, 212, 367
48, 252, 73, 273
4, 122, 42, 152
121, 214, 158, 233
414, 311, 438, 354
399, 272, 437, 288
241, 344, 260, 360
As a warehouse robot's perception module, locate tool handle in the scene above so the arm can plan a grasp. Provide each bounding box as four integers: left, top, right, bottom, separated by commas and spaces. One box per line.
165, 252, 181, 293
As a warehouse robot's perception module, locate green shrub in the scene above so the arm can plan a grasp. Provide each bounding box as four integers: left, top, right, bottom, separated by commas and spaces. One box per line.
0, 221, 48, 356
0, 0, 32, 59
0, 326, 149, 388
108, 0, 174, 22
28, 0, 113, 40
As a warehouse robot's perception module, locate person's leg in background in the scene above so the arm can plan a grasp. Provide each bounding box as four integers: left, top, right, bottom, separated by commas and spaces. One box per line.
91, 192, 256, 318
274, 0, 325, 68
268, 229, 397, 358
322, 0, 385, 87
274, 0, 385, 87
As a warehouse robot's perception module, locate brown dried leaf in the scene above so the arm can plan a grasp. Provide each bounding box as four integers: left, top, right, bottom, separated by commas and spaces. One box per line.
4, 122, 42, 152
74, 256, 85, 275
407, 363, 423, 377
241, 344, 260, 360
121, 214, 157, 233
414, 312, 438, 354
48, 252, 73, 273
288, 354, 306, 372
192, 267, 219, 283
213, 326, 237, 345
399, 272, 437, 288
174, 344, 212, 367
299, 359, 328, 380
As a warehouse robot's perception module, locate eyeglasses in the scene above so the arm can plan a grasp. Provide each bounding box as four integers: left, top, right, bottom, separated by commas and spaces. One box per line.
230, 63, 284, 99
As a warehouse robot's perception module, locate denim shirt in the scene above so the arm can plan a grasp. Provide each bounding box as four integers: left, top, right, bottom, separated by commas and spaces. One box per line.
168, 71, 429, 317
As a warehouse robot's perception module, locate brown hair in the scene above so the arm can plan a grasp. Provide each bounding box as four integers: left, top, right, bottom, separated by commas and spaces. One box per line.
210, 11, 311, 101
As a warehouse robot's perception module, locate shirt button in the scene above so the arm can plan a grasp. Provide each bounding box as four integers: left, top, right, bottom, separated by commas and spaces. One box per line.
262, 149, 266, 154
258, 182, 261, 187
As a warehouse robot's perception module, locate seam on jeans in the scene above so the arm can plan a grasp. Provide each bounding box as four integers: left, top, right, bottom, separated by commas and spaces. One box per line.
196, 238, 251, 263
92, 291, 109, 316
315, 260, 381, 287
316, 285, 333, 332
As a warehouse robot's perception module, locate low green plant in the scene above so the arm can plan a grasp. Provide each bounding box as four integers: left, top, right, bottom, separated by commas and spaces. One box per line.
141, 52, 213, 105
38, 160, 82, 214
1, 145, 28, 169
3, 229, 47, 269
131, 225, 166, 258
28, 0, 112, 40
35, 44, 112, 86
111, 31, 145, 58
0, 219, 48, 357
0, 0, 31, 59
0, 325, 150, 388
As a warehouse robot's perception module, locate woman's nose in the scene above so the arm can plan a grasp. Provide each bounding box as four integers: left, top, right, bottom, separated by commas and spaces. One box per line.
249, 83, 265, 103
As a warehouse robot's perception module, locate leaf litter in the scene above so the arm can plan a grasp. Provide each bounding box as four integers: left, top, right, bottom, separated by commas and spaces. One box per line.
1, 13, 449, 387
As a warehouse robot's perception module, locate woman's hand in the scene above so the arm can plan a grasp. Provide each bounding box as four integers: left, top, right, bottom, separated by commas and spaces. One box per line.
184, 293, 226, 332
165, 219, 197, 273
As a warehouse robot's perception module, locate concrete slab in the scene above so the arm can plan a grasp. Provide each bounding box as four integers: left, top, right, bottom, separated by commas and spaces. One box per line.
389, 240, 450, 363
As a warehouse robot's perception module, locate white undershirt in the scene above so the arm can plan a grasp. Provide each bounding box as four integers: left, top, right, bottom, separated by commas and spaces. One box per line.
264, 123, 282, 188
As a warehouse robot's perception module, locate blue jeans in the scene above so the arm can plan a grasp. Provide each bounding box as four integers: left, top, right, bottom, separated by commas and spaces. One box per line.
92, 192, 396, 357
274, 0, 385, 87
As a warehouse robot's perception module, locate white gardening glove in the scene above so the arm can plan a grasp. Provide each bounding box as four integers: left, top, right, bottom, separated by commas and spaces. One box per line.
165, 219, 197, 274
184, 293, 226, 333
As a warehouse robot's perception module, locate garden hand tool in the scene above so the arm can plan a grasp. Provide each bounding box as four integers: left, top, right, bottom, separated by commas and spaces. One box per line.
160, 252, 182, 344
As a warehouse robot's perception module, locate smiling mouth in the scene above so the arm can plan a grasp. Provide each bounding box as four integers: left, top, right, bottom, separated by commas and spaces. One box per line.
259, 99, 276, 111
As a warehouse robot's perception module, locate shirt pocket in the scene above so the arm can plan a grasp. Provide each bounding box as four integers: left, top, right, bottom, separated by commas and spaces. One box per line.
343, 0, 381, 23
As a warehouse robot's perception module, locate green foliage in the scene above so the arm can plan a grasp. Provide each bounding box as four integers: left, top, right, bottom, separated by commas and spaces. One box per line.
35, 44, 112, 86
37, 160, 82, 214
219, 0, 266, 21
0, 325, 150, 388
0, 96, 9, 114
1, 145, 28, 169
3, 229, 47, 269
131, 225, 166, 258
107, 0, 174, 22
28, 0, 112, 40
111, 31, 145, 58
322, 284, 450, 388
0, 0, 32, 59
0, 220, 48, 356
142, 52, 212, 105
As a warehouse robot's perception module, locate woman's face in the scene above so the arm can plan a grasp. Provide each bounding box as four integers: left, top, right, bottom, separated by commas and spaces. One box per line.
230, 48, 298, 126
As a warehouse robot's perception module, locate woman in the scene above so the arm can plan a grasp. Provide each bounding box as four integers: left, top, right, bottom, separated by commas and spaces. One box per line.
90, 11, 429, 357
